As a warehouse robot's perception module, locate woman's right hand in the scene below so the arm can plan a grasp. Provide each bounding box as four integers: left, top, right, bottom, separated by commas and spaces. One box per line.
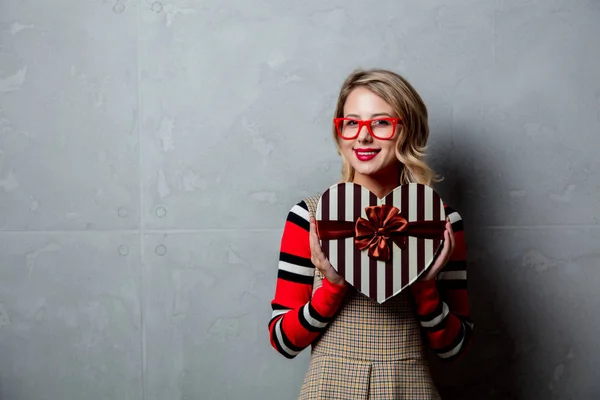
309, 216, 345, 286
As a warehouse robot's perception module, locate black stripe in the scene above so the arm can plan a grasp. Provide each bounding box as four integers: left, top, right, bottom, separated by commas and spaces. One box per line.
287, 208, 309, 231
322, 190, 330, 263
279, 252, 314, 268
432, 189, 442, 254
439, 322, 472, 362
353, 184, 362, 290
417, 184, 425, 275
443, 205, 464, 232
278, 320, 304, 353
369, 191, 378, 299
444, 205, 456, 214
441, 260, 467, 272
269, 313, 287, 326
277, 270, 314, 285
271, 322, 295, 359
451, 219, 464, 232
337, 184, 345, 277
436, 321, 467, 355
268, 315, 280, 330
419, 300, 445, 323
297, 200, 309, 211
298, 305, 327, 333
308, 302, 331, 324
298, 308, 319, 332
438, 280, 468, 291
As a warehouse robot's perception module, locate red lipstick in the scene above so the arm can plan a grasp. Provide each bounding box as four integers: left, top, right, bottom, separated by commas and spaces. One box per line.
354, 148, 380, 162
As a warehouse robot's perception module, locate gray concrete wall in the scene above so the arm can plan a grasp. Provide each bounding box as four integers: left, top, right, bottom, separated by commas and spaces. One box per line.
1, 1, 598, 399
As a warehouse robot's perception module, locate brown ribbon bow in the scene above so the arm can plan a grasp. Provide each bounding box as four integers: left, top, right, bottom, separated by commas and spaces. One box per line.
317, 204, 446, 262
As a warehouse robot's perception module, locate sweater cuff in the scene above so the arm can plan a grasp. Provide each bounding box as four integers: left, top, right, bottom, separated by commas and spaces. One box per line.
311, 278, 347, 318
410, 279, 440, 316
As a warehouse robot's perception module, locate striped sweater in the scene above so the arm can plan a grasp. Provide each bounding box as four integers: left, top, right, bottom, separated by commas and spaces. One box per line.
268, 199, 473, 361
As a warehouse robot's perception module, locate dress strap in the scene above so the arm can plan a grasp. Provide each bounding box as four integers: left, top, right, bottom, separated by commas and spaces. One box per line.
303, 194, 320, 218
302, 194, 325, 286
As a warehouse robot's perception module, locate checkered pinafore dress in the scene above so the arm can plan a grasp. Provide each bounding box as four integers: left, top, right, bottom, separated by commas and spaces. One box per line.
299, 195, 441, 400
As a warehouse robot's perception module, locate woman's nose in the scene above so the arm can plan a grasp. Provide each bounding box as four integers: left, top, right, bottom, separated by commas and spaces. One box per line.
357, 124, 372, 143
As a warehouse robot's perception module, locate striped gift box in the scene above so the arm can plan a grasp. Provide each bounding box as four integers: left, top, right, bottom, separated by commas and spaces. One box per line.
316, 182, 447, 304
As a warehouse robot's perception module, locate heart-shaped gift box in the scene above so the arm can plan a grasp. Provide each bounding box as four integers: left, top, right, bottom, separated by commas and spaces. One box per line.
315, 182, 447, 304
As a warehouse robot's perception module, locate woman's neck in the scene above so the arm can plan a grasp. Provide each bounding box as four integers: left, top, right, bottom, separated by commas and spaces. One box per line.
352, 166, 401, 199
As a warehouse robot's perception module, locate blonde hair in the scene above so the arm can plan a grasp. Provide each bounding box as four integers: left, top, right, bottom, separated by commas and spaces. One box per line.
332, 68, 439, 185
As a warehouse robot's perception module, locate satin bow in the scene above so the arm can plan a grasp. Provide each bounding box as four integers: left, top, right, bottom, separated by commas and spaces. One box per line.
355, 205, 409, 261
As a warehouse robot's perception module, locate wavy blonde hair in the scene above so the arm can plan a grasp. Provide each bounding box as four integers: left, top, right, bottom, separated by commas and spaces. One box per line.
332, 68, 439, 185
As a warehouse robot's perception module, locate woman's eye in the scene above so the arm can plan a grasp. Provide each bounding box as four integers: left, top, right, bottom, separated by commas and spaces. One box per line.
374, 119, 390, 126
346, 120, 358, 126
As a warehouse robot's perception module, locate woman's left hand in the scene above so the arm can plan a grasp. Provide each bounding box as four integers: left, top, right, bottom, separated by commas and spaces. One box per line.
419, 218, 455, 281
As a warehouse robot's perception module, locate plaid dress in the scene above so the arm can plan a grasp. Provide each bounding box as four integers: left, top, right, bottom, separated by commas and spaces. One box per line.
299, 195, 440, 400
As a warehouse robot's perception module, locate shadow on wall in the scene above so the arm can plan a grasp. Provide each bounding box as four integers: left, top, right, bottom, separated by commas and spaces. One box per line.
427, 124, 519, 400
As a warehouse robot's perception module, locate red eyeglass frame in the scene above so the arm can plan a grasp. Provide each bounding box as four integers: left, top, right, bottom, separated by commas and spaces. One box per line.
333, 117, 401, 140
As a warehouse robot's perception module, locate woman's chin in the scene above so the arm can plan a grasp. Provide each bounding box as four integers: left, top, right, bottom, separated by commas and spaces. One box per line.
352, 162, 400, 180
352, 165, 380, 177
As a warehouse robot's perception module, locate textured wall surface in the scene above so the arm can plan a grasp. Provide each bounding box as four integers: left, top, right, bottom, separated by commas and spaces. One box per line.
1, 0, 599, 399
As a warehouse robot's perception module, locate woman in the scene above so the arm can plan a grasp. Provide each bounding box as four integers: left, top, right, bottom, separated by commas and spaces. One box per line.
268, 68, 473, 399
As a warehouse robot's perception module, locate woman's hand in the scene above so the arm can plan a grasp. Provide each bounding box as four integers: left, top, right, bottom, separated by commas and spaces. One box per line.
419, 217, 455, 281
309, 216, 345, 286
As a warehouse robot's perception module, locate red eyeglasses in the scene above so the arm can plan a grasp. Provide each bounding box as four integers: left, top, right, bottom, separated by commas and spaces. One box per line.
334, 117, 401, 140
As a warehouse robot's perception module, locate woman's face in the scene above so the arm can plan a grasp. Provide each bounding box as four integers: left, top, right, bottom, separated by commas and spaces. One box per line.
337, 87, 401, 179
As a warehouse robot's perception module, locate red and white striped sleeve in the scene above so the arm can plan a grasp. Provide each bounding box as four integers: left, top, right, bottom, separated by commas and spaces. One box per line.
409, 205, 474, 361
268, 200, 348, 359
